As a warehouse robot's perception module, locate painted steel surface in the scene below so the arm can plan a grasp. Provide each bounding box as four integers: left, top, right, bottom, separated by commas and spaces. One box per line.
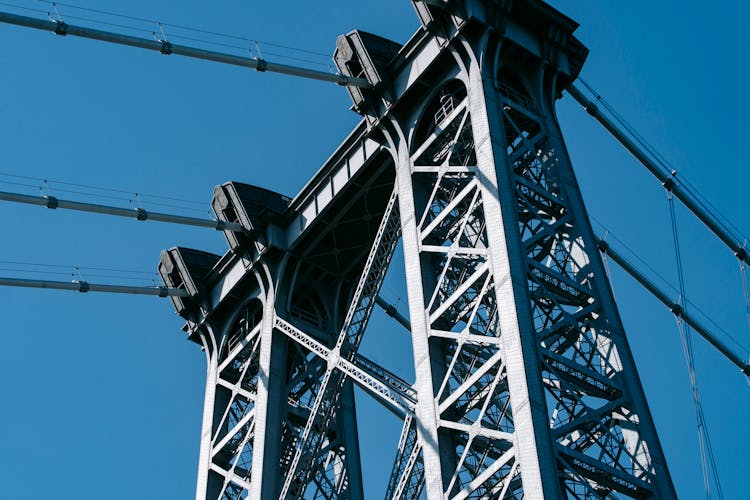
161, 1, 678, 498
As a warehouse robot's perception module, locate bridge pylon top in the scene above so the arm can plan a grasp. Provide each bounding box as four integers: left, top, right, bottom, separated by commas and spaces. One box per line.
335, 0, 588, 119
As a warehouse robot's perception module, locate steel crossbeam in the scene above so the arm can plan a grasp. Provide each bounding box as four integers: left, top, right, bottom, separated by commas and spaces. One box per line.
274, 317, 415, 417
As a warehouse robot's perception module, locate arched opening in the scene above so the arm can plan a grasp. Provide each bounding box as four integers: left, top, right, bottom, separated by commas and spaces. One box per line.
412, 79, 468, 152
411, 80, 475, 168
224, 299, 264, 357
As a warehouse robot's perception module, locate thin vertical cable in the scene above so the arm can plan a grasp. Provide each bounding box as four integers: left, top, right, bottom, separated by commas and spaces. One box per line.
666, 187, 724, 500
740, 260, 750, 334
600, 232, 618, 301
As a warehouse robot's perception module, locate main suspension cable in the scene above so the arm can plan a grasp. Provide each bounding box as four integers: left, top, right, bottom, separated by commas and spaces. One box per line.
3, 0, 336, 68
0, 259, 160, 286
741, 261, 750, 334
0, 275, 188, 297
581, 78, 747, 246
0, 5, 369, 87
596, 236, 750, 375
0, 171, 208, 212
0, 189, 246, 232
592, 216, 749, 355
568, 82, 750, 270
34, 0, 333, 58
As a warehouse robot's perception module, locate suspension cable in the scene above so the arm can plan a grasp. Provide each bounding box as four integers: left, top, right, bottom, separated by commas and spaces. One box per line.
0, 275, 188, 297
572, 79, 750, 345
596, 236, 750, 375
741, 261, 750, 335
567, 83, 750, 272
0, 9, 370, 88
593, 217, 749, 355
1, 0, 336, 67
576, 78, 745, 243
0, 170, 207, 210
665, 181, 724, 499
0, 189, 246, 232
34, 0, 334, 59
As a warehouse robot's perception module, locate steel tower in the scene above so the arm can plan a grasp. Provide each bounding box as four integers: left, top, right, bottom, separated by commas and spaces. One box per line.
158, 1, 677, 498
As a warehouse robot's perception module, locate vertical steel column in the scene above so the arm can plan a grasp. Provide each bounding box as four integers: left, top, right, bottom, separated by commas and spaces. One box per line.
538, 80, 677, 499
391, 126, 448, 499
191, 294, 267, 498
378, 4, 676, 495
194, 328, 222, 500
466, 41, 562, 498
476, 20, 676, 497
184, 263, 290, 500
387, 53, 558, 497
250, 266, 287, 500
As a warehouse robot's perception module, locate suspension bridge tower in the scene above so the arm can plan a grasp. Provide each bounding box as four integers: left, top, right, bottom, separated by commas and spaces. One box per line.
158, 1, 677, 498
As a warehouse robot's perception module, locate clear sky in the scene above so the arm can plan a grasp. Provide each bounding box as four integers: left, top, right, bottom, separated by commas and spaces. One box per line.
0, 1, 748, 498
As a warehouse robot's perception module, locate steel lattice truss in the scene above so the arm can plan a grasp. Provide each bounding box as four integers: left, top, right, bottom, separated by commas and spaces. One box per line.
278, 191, 403, 499
382, 72, 670, 498
200, 302, 264, 497
393, 88, 523, 499
500, 84, 658, 497
164, 1, 678, 499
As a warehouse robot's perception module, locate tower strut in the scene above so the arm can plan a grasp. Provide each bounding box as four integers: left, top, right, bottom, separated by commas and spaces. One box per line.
0, 189, 245, 231
597, 237, 750, 375
569, 84, 750, 267
0, 11, 372, 88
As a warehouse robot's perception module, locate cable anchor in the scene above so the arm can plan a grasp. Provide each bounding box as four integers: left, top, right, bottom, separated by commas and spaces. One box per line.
669, 302, 683, 317
735, 246, 748, 261
248, 40, 267, 72
47, 3, 67, 36
662, 169, 678, 192
152, 22, 172, 54
44, 195, 59, 209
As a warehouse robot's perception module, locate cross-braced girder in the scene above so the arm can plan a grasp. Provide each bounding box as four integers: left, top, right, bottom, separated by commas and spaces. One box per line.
392, 80, 526, 500
278, 190, 404, 499
198, 300, 265, 499
181, 3, 677, 499
499, 76, 667, 498
383, 26, 675, 495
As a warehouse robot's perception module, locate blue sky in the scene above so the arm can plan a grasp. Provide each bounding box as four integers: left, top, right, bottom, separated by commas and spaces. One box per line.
0, 1, 748, 498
